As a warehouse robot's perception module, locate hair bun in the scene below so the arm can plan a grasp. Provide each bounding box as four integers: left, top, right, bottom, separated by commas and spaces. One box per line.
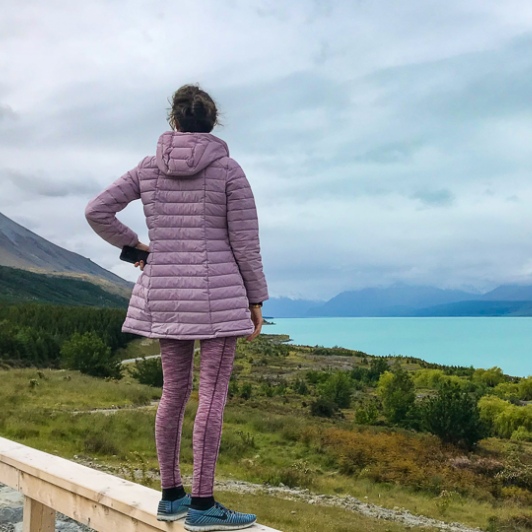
192, 97, 207, 118
168, 84, 218, 133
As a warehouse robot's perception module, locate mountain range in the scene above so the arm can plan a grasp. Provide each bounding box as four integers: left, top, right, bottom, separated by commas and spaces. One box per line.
263, 283, 532, 318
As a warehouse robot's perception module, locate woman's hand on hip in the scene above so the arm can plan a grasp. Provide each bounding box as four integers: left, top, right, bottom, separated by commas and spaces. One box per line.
246, 305, 263, 342
134, 242, 150, 271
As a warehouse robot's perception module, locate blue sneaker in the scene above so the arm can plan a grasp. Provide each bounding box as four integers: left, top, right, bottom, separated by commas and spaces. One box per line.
184, 502, 256, 531
157, 494, 191, 521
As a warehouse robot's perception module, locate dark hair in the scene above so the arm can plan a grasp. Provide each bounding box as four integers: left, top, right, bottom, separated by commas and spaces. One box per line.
168, 84, 218, 133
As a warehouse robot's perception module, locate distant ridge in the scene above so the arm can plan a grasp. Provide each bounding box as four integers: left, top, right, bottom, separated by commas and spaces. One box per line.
307, 283, 476, 317
268, 283, 532, 317
0, 211, 132, 297
480, 284, 532, 301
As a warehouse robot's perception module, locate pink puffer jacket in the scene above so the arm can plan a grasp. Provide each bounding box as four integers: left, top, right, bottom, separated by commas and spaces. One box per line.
85, 131, 268, 339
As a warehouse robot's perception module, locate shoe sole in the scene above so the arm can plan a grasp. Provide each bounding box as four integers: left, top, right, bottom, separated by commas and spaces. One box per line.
157, 512, 187, 521
184, 521, 256, 531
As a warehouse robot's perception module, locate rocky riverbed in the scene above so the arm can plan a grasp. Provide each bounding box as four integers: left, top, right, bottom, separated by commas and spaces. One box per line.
0, 484, 94, 532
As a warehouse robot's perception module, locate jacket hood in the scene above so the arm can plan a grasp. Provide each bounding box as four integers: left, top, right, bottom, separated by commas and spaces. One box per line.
156, 131, 229, 177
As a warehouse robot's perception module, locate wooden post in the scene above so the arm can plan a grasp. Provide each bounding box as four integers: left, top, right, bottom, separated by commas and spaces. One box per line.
23, 496, 55, 532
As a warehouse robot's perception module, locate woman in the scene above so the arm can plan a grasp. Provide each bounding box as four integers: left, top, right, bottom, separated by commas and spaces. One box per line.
85, 84, 268, 531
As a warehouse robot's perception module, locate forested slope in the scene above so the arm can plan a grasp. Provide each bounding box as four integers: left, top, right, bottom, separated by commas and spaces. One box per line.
0, 265, 129, 307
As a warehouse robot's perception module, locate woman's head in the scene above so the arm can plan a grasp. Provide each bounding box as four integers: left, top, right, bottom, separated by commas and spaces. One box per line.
168, 85, 218, 133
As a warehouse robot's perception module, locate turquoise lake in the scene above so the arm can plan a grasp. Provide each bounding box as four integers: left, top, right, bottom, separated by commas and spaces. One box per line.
267, 317, 532, 377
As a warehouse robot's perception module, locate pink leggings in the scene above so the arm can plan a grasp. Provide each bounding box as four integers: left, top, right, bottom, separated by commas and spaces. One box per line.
155, 336, 237, 497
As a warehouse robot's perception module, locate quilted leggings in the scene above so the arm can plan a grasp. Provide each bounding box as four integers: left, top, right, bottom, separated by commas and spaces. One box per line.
155, 336, 237, 497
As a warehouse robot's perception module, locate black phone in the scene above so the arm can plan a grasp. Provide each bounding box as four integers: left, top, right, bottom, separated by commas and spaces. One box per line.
120, 246, 150, 264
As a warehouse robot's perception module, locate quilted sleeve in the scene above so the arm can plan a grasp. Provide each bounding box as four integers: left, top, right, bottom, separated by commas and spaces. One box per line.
85, 163, 142, 249
226, 161, 269, 304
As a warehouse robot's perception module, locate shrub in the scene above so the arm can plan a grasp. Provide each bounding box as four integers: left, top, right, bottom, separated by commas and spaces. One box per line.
479, 396, 532, 439
265, 460, 316, 489
500, 486, 532, 506
219, 429, 257, 458
259, 380, 274, 397
310, 397, 338, 418
305, 370, 329, 386
478, 395, 509, 433
496, 451, 532, 490
487, 514, 532, 531
61, 332, 122, 379
319, 427, 492, 497
421, 381, 485, 449
84, 433, 119, 455
413, 369, 447, 389
354, 397, 380, 425
240, 382, 253, 400
292, 378, 309, 395
518, 376, 532, 401
129, 357, 163, 387
319, 371, 353, 409
351, 357, 389, 385
472, 367, 506, 387
494, 404, 532, 439
511, 426, 532, 442
376, 367, 415, 425
434, 490, 463, 517
492, 382, 521, 403
228, 379, 239, 398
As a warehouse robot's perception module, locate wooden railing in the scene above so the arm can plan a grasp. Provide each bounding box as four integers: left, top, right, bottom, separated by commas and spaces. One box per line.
0, 437, 280, 532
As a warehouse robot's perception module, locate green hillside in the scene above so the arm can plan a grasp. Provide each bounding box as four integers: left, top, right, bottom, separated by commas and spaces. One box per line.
0, 265, 129, 308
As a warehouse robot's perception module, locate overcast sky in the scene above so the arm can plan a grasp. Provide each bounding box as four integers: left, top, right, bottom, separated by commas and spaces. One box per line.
1, 0, 532, 300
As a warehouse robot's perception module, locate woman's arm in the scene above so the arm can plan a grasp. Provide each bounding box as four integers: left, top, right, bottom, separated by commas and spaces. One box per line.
85, 163, 143, 248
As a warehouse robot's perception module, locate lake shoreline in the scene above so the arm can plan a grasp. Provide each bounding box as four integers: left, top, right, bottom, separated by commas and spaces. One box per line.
267, 317, 532, 377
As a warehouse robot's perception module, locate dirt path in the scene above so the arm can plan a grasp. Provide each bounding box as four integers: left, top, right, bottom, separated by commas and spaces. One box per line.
212, 479, 482, 532
120, 354, 161, 365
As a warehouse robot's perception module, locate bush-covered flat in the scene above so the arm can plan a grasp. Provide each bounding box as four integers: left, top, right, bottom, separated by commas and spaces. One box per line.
1, 304, 532, 531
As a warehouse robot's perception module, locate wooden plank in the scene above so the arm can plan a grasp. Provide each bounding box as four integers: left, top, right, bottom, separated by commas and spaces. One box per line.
0, 460, 19, 489
0, 437, 281, 532
19, 474, 175, 532
0, 438, 170, 527
23, 496, 55, 532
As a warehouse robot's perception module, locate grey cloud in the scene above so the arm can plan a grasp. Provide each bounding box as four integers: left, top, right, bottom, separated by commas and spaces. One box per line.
218, 70, 350, 145
411, 189, 455, 207
354, 143, 421, 164
251, 2, 328, 22
0, 104, 17, 121
24, 81, 166, 153
369, 33, 532, 130
313, 41, 333, 66
2, 169, 100, 198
